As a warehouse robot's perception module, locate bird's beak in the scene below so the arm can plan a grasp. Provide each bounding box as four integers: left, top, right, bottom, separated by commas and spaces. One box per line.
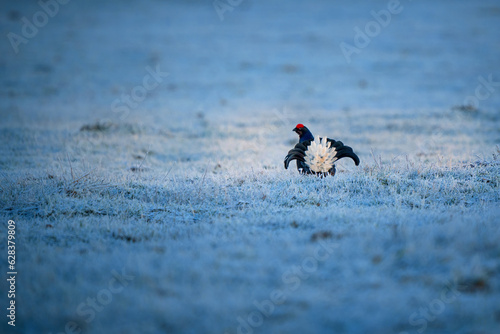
293, 127, 299, 133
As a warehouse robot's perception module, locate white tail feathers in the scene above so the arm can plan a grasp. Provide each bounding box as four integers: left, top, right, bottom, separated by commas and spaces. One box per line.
304, 137, 338, 173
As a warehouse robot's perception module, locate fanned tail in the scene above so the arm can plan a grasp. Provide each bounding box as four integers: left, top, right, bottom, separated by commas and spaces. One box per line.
327, 139, 360, 166
284, 143, 308, 169
304, 138, 338, 173
284, 138, 360, 176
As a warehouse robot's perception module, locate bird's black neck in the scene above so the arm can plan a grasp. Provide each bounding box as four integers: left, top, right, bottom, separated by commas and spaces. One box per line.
299, 131, 314, 143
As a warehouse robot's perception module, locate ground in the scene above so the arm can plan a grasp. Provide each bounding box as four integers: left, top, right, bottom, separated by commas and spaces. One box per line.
1, 0, 500, 333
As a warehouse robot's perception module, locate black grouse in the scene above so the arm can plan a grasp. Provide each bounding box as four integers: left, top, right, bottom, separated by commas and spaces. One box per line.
284, 124, 360, 176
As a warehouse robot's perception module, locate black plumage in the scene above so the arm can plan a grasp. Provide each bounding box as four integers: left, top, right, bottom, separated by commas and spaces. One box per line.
284, 124, 360, 176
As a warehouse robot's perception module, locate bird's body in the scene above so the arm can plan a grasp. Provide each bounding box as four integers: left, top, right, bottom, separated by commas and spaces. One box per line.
284, 124, 360, 176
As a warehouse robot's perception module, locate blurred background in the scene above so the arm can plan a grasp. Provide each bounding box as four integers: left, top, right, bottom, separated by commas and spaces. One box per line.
2, 0, 500, 127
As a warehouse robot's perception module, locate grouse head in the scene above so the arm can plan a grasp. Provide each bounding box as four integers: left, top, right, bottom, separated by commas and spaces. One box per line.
293, 124, 314, 143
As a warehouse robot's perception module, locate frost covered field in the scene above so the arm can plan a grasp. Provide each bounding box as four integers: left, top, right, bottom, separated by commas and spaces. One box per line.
1, 0, 500, 333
